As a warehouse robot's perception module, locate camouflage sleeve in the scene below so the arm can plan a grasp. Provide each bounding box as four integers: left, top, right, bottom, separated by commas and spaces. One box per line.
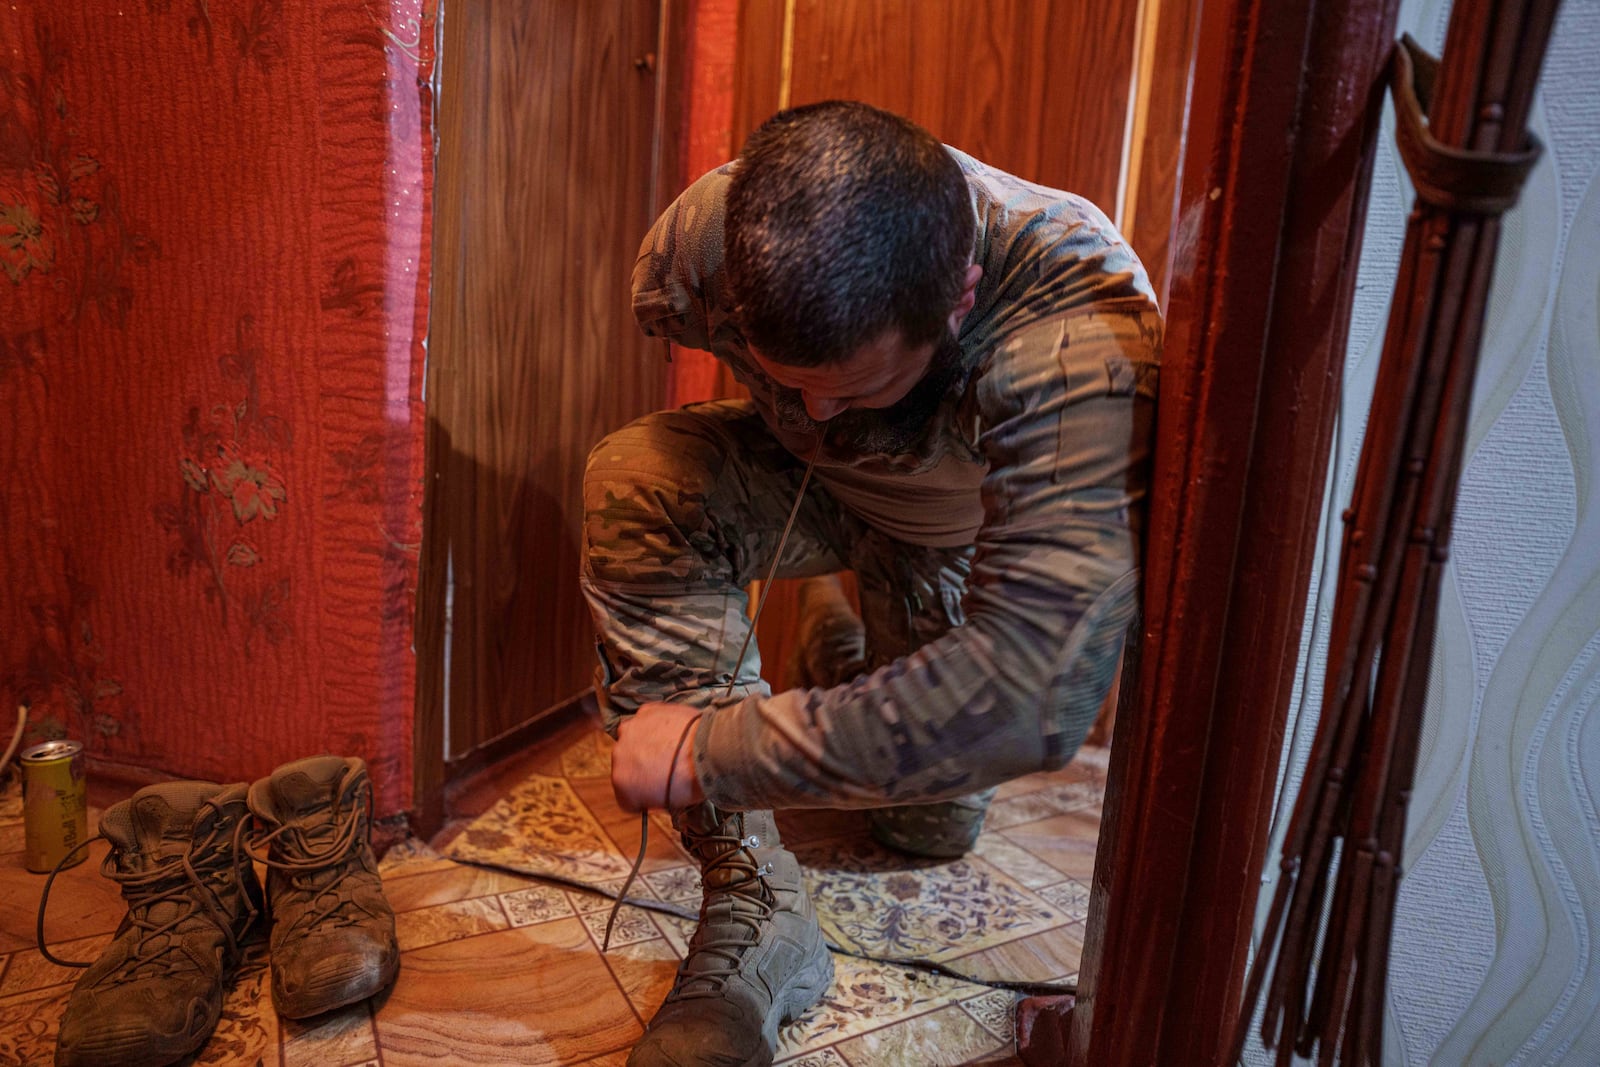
631, 165, 736, 352
691, 301, 1161, 810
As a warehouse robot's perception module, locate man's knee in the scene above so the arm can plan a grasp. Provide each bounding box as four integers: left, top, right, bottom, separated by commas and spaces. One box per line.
583, 408, 733, 587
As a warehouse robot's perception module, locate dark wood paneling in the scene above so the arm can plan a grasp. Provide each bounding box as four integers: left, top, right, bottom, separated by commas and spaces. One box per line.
655, 0, 692, 221
731, 0, 787, 157
770, 0, 1138, 203
419, 1, 667, 792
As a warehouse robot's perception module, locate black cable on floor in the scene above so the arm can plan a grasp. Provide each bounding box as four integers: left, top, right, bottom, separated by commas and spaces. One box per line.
449, 854, 1079, 999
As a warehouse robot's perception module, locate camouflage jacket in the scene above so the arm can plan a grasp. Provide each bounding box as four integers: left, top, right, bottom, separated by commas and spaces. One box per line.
632, 148, 1162, 810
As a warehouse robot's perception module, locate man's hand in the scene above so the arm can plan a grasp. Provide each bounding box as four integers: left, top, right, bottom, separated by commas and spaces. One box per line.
611, 701, 708, 812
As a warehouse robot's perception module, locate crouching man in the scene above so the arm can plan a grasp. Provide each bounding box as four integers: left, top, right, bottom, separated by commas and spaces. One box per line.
584, 100, 1160, 1066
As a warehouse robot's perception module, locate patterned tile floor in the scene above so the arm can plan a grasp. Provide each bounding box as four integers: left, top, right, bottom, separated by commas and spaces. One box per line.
0, 716, 1106, 1065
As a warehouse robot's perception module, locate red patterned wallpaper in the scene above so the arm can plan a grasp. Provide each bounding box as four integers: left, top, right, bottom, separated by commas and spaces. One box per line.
0, 1, 434, 817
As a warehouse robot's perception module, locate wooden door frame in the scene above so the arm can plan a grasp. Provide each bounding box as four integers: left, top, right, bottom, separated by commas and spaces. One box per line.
1071, 0, 1403, 1062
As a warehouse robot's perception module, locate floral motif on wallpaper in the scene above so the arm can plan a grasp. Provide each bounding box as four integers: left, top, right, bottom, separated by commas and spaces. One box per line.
330, 432, 387, 504
154, 314, 294, 651
321, 257, 385, 318
0, 20, 158, 378
144, 0, 285, 85
3, 555, 129, 743
143, 0, 216, 60
230, 0, 284, 89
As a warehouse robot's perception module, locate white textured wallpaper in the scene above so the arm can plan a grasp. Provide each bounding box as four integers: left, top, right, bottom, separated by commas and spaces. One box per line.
1245, 1, 1600, 1064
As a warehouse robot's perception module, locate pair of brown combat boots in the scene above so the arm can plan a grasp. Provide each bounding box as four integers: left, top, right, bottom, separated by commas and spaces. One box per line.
47, 755, 399, 1067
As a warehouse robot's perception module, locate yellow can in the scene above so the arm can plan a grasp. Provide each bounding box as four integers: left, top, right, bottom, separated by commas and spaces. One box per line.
21, 740, 89, 873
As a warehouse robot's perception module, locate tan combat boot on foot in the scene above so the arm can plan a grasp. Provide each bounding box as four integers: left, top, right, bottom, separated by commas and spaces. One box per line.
866, 787, 999, 859
630, 804, 833, 1067
248, 755, 399, 1019
53, 781, 261, 1067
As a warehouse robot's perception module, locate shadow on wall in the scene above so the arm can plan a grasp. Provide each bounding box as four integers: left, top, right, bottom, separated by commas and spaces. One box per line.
420, 417, 590, 767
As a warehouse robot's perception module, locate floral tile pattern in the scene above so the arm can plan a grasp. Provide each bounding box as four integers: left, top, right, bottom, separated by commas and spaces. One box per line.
579, 901, 663, 951
566, 873, 664, 913
835, 1002, 1009, 1066
962, 988, 1021, 1041
430, 733, 1108, 1063
775, 952, 985, 1059
0, 985, 71, 1065
641, 863, 702, 904
985, 779, 1103, 831
560, 730, 616, 779
499, 883, 577, 927
192, 941, 279, 1065
444, 773, 636, 883
1035, 879, 1093, 923
393, 894, 509, 953
653, 910, 699, 960
798, 839, 1066, 961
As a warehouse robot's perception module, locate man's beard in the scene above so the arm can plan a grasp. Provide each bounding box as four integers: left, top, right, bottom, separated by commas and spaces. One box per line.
770, 332, 973, 455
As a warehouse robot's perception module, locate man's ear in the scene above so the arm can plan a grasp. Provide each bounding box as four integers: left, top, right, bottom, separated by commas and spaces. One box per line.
947, 264, 983, 333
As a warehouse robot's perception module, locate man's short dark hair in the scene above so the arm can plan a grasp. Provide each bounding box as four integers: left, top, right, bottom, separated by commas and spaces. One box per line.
724, 101, 974, 368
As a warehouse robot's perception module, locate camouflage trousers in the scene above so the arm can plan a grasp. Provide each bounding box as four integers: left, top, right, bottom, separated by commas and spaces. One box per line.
582, 399, 995, 856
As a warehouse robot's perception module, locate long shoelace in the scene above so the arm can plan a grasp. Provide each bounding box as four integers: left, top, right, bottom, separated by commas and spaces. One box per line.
246, 779, 372, 932
594, 438, 1077, 997
601, 439, 821, 954
37, 799, 259, 974
661, 828, 779, 1002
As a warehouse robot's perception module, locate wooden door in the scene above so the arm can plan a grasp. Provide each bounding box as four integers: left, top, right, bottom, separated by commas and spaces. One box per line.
417, 0, 669, 815
734, 0, 1138, 217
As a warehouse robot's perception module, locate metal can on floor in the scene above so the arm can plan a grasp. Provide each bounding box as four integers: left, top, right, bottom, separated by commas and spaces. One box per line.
21, 739, 89, 873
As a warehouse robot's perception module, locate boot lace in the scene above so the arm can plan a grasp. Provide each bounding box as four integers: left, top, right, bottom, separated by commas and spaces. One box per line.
37, 800, 259, 979
246, 777, 376, 935
665, 821, 779, 1000
604, 441, 819, 959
